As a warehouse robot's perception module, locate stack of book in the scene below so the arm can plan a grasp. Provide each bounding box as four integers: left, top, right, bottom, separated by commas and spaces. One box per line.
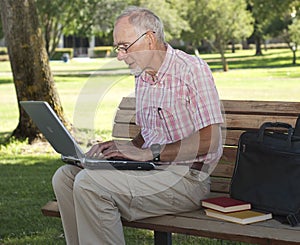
201, 196, 272, 225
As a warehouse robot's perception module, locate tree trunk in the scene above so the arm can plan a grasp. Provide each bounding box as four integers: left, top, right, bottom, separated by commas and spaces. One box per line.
231, 41, 235, 53
219, 47, 228, 72
0, 0, 69, 143
292, 49, 297, 65
221, 54, 229, 72
255, 35, 263, 56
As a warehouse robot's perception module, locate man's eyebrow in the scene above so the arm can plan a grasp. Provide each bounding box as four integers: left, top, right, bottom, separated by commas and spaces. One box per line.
114, 41, 130, 46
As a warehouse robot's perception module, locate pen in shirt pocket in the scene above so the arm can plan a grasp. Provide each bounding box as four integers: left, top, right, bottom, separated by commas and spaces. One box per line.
157, 107, 163, 119
157, 107, 172, 139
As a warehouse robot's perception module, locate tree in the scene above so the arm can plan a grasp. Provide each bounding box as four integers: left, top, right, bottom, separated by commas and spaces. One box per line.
36, 0, 87, 57
35, 0, 128, 57
247, 0, 295, 56
185, 0, 253, 71
258, 0, 300, 64
291, 22, 300, 44
279, 0, 300, 65
287, 17, 300, 64
136, 0, 190, 41
0, 0, 67, 142
34, 0, 191, 57
0, 11, 3, 39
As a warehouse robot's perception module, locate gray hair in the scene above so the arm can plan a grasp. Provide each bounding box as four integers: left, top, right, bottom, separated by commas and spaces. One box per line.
116, 6, 165, 43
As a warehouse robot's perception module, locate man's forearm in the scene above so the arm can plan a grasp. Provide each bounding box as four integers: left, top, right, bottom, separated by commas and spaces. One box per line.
159, 124, 221, 162
130, 124, 221, 163
131, 131, 145, 148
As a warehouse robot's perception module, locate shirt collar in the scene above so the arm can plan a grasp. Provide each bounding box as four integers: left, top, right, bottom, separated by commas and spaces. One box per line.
138, 44, 174, 85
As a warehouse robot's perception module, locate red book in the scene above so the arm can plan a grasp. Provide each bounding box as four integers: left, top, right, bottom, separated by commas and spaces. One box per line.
201, 196, 251, 213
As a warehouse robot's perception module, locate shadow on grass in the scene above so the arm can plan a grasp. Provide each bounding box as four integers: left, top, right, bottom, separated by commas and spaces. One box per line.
0, 156, 65, 244
0, 132, 13, 145
0, 78, 13, 85
208, 57, 298, 71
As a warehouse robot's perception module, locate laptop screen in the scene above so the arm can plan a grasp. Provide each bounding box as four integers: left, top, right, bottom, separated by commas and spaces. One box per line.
20, 101, 85, 158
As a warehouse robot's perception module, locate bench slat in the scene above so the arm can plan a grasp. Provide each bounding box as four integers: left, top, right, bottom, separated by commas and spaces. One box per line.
41, 201, 60, 218
220, 147, 237, 163
210, 177, 231, 193
119, 96, 135, 110
224, 114, 297, 129
119, 97, 300, 116
211, 162, 235, 178
223, 100, 300, 116
112, 123, 245, 147
122, 211, 300, 245
112, 123, 140, 139
114, 110, 298, 130
114, 109, 136, 124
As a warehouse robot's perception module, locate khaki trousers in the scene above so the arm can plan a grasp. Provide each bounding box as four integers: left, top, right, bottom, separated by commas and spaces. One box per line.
52, 164, 210, 245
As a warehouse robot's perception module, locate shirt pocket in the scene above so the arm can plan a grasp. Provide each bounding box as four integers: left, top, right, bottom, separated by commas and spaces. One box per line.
157, 97, 196, 141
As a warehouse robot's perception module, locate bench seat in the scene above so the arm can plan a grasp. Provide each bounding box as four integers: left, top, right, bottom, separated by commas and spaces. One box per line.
42, 200, 300, 245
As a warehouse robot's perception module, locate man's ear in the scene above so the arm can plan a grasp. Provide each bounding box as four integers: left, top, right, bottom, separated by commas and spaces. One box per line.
145, 32, 156, 49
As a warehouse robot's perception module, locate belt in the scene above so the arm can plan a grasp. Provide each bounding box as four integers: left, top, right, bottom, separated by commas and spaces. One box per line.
190, 161, 204, 171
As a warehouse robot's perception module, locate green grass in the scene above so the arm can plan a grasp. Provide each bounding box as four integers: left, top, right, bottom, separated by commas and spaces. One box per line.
214, 67, 300, 101
0, 48, 299, 244
0, 139, 65, 244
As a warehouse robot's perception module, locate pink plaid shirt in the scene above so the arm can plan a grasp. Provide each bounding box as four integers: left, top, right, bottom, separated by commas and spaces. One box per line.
135, 44, 223, 168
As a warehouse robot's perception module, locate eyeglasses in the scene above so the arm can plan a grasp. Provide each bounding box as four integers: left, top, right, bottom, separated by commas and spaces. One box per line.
114, 31, 155, 54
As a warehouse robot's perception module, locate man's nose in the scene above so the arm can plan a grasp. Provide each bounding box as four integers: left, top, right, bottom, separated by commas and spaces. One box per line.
117, 51, 127, 61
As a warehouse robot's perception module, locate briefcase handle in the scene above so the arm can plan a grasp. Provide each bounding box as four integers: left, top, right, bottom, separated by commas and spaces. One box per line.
258, 122, 294, 146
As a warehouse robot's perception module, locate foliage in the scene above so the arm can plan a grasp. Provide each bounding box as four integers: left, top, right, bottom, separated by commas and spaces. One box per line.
263, 0, 300, 64
247, 0, 296, 55
185, 0, 253, 45
137, 0, 191, 41
64, 0, 129, 45
184, 0, 253, 71
0, 12, 3, 39
1, 0, 300, 60
287, 1, 300, 47
29, 0, 300, 64
35, 0, 125, 57
34, 0, 190, 56
290, 18, 300, 44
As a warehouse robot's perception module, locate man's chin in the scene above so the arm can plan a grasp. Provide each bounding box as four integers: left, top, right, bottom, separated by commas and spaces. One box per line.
130, 66, 143, 76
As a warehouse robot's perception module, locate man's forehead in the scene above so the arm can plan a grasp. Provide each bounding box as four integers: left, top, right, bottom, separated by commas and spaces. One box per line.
113, 17, 137, 44
114, 17, 132, 33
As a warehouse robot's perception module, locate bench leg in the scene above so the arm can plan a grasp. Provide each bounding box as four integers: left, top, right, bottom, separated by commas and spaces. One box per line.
154, 231, 172, 245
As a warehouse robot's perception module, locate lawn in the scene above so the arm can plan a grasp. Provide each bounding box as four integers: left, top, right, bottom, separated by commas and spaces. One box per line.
0, 48, 299, 244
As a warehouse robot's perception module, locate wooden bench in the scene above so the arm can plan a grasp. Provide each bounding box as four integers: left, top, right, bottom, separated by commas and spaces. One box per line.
42, 97, 300, 244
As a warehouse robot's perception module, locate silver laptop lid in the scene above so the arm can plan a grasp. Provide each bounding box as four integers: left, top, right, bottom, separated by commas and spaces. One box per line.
20, 101, 85, 158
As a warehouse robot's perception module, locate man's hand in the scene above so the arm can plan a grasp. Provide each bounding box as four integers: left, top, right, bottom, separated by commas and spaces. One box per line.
86, 140, 153, 162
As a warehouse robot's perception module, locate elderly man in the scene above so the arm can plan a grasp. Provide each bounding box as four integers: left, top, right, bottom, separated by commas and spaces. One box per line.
52, 6, 223, 245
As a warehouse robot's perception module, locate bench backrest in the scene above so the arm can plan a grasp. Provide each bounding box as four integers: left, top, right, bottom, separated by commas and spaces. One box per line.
112, 97, 300, 195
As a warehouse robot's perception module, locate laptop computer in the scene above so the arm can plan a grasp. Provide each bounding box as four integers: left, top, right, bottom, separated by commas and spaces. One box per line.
20, 101, 156, 170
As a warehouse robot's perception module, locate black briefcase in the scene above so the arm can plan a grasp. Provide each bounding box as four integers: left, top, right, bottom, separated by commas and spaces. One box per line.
230, 119, 300, 226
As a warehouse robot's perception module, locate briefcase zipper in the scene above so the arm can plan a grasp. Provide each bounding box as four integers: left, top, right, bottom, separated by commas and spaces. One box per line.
243, 143, 300, 156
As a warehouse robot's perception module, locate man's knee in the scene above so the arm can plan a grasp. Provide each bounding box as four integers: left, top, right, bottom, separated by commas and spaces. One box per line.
52, 164, 81, 192
52, 165, 66, 191
73, 170, 111, 202
73, 170, 95, 196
